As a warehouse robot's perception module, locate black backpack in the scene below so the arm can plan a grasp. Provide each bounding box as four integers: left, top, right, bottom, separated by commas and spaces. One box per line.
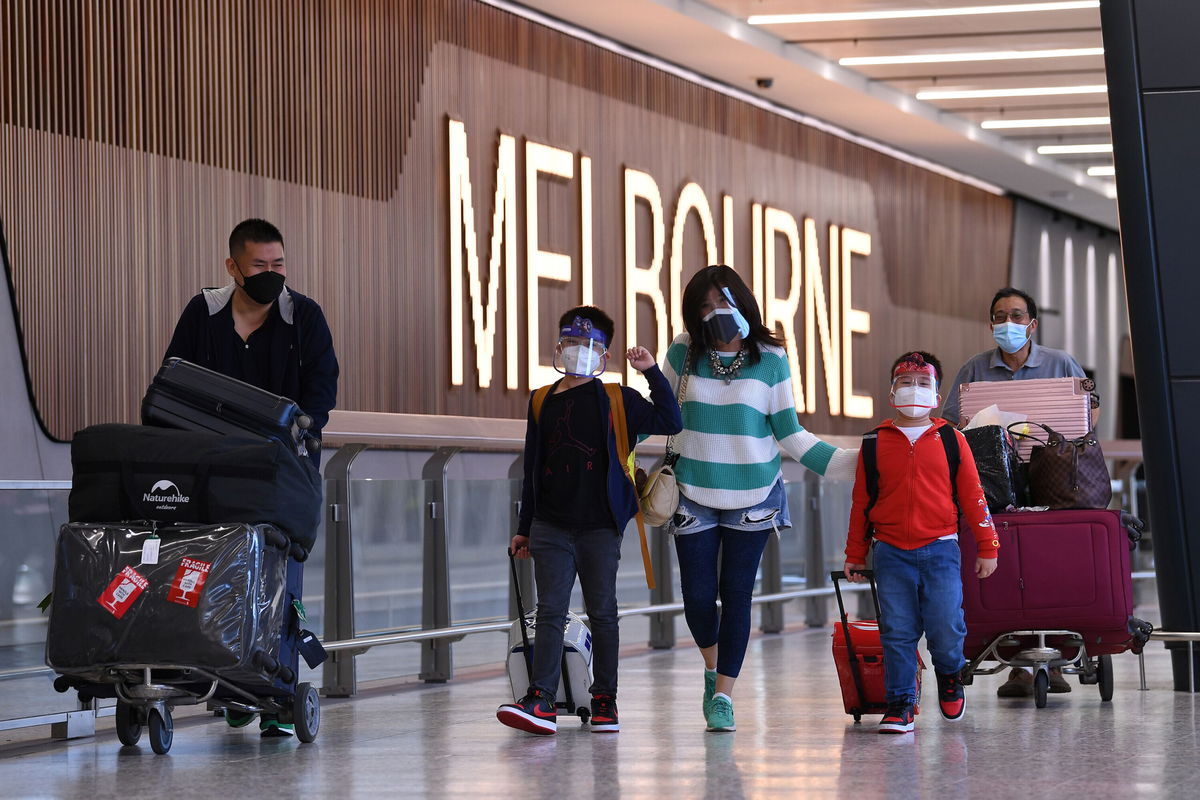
860, 425, 962, 539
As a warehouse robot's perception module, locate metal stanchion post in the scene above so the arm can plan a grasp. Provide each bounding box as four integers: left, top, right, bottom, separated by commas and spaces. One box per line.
760, 533, 784, 633
420, 447, 461, 683
804, 472, 828, 627
321, 443, 366, 697
649, 525, 676, 648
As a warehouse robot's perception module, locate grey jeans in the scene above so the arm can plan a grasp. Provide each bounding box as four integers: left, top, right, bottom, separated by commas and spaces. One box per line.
528, 519, 622, 697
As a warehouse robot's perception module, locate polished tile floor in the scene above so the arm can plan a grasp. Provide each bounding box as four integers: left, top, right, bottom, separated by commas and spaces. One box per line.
2, 626, 1197, 799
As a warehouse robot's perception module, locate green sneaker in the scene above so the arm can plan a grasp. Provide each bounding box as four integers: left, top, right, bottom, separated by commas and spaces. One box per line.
259, 715, 295, 738
706, 694, 736, 732
703, 670, 717, 718
224, 710, 256, 729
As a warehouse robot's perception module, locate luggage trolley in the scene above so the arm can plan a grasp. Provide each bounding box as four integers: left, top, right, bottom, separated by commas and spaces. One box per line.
54, 665, 320, 754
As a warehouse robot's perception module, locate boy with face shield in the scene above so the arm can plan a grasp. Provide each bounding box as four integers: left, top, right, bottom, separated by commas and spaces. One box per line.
843, 352, 999, 734
497, 306, 682, 735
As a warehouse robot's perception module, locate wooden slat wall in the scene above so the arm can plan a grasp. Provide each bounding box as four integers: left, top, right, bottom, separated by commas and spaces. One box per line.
0, 0, 1013, 440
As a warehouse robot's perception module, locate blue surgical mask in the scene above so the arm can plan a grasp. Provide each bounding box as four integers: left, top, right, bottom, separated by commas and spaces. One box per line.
993, 321, 1031, 354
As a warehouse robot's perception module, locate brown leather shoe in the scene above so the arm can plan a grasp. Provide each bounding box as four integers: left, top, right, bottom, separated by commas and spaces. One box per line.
1048, 667, 1072, 693
996, 668, 1034, 697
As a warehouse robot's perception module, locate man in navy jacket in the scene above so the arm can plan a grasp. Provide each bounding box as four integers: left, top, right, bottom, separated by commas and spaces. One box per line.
163, 218, 338, 467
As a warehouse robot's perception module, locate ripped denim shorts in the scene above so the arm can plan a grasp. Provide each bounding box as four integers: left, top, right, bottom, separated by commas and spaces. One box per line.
671, 477, 792, 536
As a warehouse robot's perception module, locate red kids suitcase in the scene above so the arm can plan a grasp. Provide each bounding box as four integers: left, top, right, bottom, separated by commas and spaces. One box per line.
831, 571, 923, 722
958, 509, 1151, 706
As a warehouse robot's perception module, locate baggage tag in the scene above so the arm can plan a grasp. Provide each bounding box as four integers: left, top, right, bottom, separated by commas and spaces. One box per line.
98, 566, 149, 619
140, 535, 161, 565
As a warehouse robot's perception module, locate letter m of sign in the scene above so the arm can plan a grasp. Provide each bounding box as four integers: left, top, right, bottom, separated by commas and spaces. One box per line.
447, 118, 518, 389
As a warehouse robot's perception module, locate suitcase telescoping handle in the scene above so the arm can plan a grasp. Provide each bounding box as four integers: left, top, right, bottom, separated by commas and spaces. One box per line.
830, 570, 882, 715
508, 549, 534, 681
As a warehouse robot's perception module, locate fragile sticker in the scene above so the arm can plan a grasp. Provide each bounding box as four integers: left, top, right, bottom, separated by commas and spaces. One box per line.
167, 558, 211, 608
98, 566, 149, 619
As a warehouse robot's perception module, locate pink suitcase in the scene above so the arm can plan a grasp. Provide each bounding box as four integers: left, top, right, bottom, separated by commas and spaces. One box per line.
957, 377, 1092, 459
959, 509, 1144, 658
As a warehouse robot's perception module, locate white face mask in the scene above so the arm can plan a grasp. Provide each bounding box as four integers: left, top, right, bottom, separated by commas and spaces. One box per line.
891, 385, 938, 418
560, 344, 604, 377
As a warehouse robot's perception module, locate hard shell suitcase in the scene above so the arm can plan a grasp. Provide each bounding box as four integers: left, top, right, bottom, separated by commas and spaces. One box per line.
958, 509, 1144, 658
831, 571, 923, 722
142, 357, 315, 459
504, 552, 594, 722
957, 376, 1093, 459
46, 522, 308, 692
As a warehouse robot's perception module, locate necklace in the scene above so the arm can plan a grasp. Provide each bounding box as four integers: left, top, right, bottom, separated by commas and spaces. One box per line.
708, 348, 746, 384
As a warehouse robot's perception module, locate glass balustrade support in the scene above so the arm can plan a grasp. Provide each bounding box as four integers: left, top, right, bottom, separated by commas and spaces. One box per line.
507, 456, 534, 620
420, 447, 461, 683
759, 533, 785, 633
805, 471, 829, 628
649, 524, 677, 648
322, 443, 366, 697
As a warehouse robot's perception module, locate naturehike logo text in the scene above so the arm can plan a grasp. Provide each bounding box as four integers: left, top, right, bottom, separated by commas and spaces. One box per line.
144, 479, 189, 508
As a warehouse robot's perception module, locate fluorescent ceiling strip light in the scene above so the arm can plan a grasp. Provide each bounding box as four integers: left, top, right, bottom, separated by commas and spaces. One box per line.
1037, 143, 1113, 154
981, 116, 1110, 129
917, 84, 1106, 100
749, 2, 1098, 25
1087, 165, 1115, 176
475, 0, 1005, 195
842, 48, 1103, 66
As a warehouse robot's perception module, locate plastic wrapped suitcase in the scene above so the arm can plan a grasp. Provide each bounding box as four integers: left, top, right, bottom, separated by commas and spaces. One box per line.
958, 376, 1093, 459
831, 571, 923, 722
142, 357, 315, 459
46, 521, 301, 692
502, 552, 594, 724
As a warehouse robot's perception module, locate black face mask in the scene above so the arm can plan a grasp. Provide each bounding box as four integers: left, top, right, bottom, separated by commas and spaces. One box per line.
239, 269, 285, 305
701, 308, 744, 346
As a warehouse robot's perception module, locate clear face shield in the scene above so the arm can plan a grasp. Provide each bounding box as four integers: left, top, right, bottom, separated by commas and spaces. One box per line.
553, 317, 609, 378
890, 372, 940, 418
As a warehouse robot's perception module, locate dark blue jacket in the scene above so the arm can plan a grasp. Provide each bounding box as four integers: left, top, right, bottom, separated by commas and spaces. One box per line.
517, 365, 682, 537
163, 285, 339, 438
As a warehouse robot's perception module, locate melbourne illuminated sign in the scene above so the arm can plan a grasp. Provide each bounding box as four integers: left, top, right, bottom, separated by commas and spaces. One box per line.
447, 116, 874, 418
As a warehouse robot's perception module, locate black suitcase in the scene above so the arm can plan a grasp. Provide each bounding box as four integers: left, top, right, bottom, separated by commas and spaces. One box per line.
142, 357, 315, 459
69, 423, 322, 555
46, 522, 319, 694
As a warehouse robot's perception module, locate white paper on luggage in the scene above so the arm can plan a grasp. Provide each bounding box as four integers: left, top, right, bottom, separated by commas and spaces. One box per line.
958, 377, 1091, 459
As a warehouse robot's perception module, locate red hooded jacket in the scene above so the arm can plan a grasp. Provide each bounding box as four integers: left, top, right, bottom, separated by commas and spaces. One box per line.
844, 418, 999, 564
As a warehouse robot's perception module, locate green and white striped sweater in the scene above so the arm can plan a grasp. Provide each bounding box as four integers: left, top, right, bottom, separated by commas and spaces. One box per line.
661, 333, 857, 510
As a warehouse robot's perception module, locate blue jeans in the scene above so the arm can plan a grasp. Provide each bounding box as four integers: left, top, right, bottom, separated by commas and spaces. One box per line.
873, 539, 967, 703
528, 520, 621, 696
673, 526, 771, 678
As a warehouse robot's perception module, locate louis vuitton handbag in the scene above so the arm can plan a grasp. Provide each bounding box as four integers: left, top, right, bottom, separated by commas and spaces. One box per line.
1008, 421, 1111, 510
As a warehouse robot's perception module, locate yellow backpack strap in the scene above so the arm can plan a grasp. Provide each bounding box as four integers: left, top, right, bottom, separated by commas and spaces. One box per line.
531, 385, 553, 423
605, 383, 655, 590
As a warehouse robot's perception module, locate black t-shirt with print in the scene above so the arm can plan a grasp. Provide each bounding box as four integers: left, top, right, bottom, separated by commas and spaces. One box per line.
535, 381, 612, 528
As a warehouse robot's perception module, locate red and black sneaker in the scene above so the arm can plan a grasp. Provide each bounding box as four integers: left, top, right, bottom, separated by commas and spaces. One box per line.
878, 699, 916, 734
936, 672, 966, 722
590, 694, 619, 733
497, 688, 557, 735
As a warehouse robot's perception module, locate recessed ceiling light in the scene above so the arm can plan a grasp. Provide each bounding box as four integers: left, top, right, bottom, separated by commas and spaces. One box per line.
917, 84, 1106, 100
841, 48, 1103, 66
981, 116, 1110, 129
1037, 143, 1113, 154
748, 2, 1098, 25
1087, 165, 1116, 176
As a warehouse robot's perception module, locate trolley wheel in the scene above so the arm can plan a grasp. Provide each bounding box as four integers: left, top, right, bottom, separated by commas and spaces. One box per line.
294, 682, 320, 743
148, 707, 173, 754
115, 702, 142, 746
1098, 654, 1114, 702
1033, 670, 1049, 709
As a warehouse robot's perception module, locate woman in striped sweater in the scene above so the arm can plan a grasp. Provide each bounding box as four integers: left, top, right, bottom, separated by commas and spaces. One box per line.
662, 265, 858, 732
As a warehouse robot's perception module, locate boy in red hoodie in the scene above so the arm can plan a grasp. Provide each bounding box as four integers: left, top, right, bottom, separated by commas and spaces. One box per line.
843, 351, 999, 734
